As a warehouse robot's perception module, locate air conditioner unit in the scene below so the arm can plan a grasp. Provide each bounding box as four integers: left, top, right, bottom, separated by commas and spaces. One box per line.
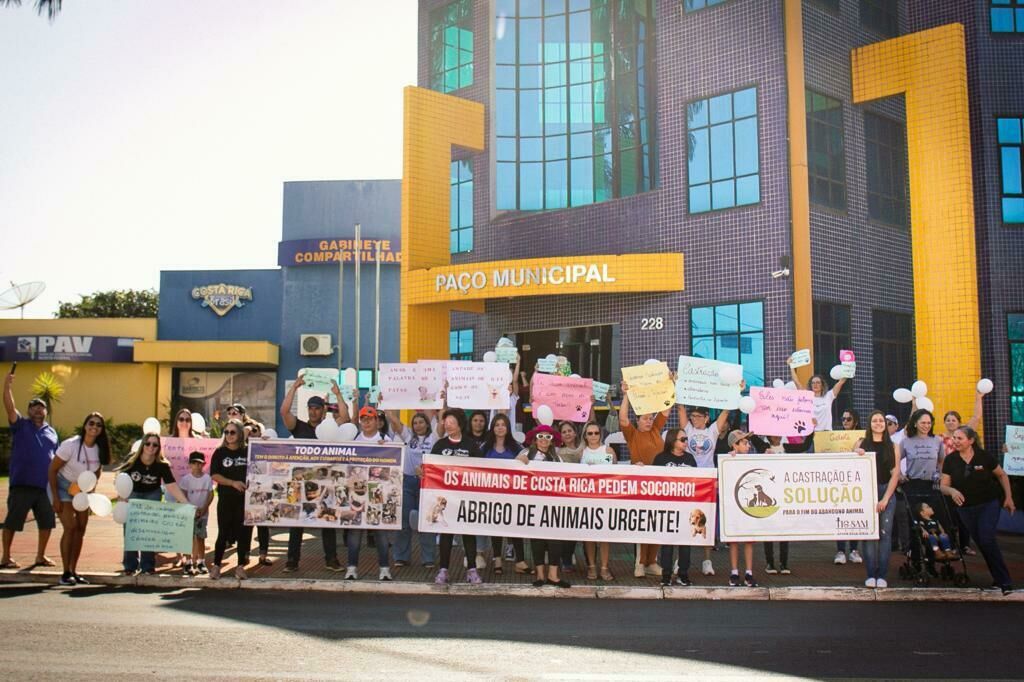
300, 333, 333, 356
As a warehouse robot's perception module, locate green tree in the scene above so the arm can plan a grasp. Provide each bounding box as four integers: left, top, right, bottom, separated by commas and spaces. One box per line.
1, 0, 61, 20
56, 289, 159, 318
30, 371, 64, 421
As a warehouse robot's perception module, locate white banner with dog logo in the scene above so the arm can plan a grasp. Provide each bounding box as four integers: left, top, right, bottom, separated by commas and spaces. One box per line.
418, 455, 717, 545
718, 453, 878, 542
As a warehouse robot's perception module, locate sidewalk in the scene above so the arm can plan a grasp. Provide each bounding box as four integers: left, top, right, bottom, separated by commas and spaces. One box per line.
3, 478, 1023, 601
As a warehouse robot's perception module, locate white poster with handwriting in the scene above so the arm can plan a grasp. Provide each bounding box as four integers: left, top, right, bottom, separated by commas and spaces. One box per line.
378, 363, 444, 410
675, 355, 742, 410
446, 362, 512, 410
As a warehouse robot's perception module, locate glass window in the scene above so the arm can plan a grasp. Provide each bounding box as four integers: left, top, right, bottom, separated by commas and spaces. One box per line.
864, 112, 908, 228
998, 118, 1024, 223
813, 301, 853, 419
806, 90, 847, 211
494, 0, 657, 211
991, 0, 1024, 33
176, 371, 277, 429
431, 0, 474, 93
872, 310, 916, 421
450, 328, 475, 361
859, 0, 898, 37
687, 87, 759, 213
683, 0, 728, 11
1011, 314, 1024, 423
690, 301, 765, 388
450, 159, 474, 253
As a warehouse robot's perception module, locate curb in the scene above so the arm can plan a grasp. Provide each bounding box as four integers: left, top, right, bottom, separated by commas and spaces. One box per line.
2, 570, 1021, 602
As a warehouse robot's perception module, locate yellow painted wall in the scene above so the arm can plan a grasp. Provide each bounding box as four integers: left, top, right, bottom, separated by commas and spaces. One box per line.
852, 24, 980, 427
0, 318, 158, 432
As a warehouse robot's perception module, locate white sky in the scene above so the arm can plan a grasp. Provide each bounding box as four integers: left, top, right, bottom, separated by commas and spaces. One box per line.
0, 1, 417, 318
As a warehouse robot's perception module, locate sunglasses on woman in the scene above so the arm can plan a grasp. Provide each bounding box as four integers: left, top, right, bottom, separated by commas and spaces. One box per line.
224, 429, 240, 436
585, 430, 601, 436
86, 420, 104, 428
178, 416, 191, 422
536, 433, 553, 441
144, 441, 160, 448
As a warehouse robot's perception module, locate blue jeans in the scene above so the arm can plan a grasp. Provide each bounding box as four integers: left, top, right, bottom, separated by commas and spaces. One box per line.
393, 475, 436, 565
345, 529, 390, 568
957, 499, 1011, 588
287, 527, 338, 563
123, 488, 163, 573
836, 540, 860, 553
862, 483, 896, 580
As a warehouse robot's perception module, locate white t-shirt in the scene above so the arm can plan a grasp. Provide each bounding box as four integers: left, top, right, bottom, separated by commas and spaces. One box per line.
55, 436, 100, 483
812, 391, 836, 431
398, 425, 437, 476
179, 472, 213, 509
355, 430, 391, 443
580, 445, 614, 465
684, 423, 720, 468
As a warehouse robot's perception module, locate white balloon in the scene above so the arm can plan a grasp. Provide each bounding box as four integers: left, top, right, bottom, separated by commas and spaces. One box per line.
892, 388, 914, 404
545, 354, 557, 362
916, 396, 935, 413
772, 378, 785, 389
570, 373, 581, 379
718, 366, 743, 385
113, 501, 130, 524
337, 423, 359, 442
88, 493, 113, 517
535, 404, 554, 426
191, 412, 207, 433
142, 417, 161, 435
483, 351, 498, 363
977, 378, 994, 395
738, 396, 757, 414
72, 492, 90, 512
129, 439, 142, 456
262, 428, 278, 439
644, 358, 660, 366
784, 381, 797, 391
315, 420, 339, 441
77, 470, 97, 494
829, 365, 843, 381
911, 380, 928, 398
114, 472, 134, 499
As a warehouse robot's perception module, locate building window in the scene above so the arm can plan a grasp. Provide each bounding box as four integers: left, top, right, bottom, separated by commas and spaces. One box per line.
494, 0, 657, 211
806, 91, 847, 211
813, 301, 853, 419
687, 87, 760, 213
864, 112, 908, 227
809, 0, 840, 10
998, 118, 1024, 223
431, 0, 473, 93
683, 0, 727, 11
859, 0, 898, 37
991, 0, 1024, 33
450, 328, 474, 361
872, 310, 915, 421
450, 160, 473, 253
691, 301, 765, 387
1010, 313, 1024, 423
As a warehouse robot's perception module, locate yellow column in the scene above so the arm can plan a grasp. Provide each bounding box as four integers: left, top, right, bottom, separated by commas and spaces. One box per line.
852, 24, 980, 424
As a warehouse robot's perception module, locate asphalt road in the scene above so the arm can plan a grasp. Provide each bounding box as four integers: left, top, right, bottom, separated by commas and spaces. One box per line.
0, 583, 1016, 680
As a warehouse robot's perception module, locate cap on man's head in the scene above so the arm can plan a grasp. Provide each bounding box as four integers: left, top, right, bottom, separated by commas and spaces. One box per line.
307, 396, 326, 408
27, 397, 46, 409
188, 451, 206, 464
727, 430, 751, 448
228, 403, 246, 414
359, 406, 379, 419
885, 414, 898, 424
690, 406, 710, 416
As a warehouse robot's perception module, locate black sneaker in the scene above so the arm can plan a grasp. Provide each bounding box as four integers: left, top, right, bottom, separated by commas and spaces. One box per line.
72, 573, 90, 585
282, 562, 299, 573
765, 563, 778, 575
673, 575, 692, 587
728, 572, 741, 587
744, 572, 758, 587
660, 578, 671, 587
326, 558, 344, 572
1002, 585, 1014, 595
59, 572, 75, 586
780, 565, 791, 575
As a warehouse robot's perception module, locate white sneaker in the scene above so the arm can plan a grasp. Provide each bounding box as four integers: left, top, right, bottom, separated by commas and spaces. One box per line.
379, 567, 392, 581
849, 550, 863, 564
344, 566, 358, 580
834, 551, 847, 565
702, 559, 715, 576
644, 564, 662, 577
633, 563, 645, 578
875, 578, 887, 588
864, 578, 876, 588
475, 552, 487, 571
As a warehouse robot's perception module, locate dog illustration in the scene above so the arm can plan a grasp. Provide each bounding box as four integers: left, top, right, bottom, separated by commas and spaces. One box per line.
427, 496, 448, 527
689, 509, 707, 539
747, 484, 776, 507
418, 386, 436, 402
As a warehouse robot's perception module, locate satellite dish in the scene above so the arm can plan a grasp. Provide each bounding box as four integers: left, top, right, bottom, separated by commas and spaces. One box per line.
0, 282, 46, 318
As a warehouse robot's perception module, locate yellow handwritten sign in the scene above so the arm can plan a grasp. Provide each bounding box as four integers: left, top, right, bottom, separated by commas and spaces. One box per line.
813, 430, 865, 453
621, 362, 674, 416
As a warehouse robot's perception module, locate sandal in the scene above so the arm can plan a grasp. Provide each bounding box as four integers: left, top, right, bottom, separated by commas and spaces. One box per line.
587, 566, 597, 580
258, 556, 274, 566
514, 561, 529, 574
600, 567, 614, 581
0, 559, 21, 569
30, 557, 56, 568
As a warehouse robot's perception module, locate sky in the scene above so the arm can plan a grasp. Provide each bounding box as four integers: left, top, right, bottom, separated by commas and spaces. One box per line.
0, 1, 417, 317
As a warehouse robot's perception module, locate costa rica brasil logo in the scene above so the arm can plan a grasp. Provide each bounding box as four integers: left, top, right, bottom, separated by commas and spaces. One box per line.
734, 468, 781, 519
191, 283, 253, 317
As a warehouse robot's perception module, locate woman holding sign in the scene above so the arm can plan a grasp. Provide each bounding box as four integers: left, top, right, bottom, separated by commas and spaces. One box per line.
516, 425, 571, 588
581, 424, 616, 581
789, 364, 847, 433
387, 410, 439, 569
940, 426, 1014, 594
482, 414, 527, 574
209, 419, 253, 580
854, 411, 902, 588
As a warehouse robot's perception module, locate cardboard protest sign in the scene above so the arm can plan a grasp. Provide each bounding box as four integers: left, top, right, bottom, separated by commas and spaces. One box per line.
246, 440, 403, 529
531, 373, 594, 422
301, 367, 340, 392
838, 349, 856, 378
621, 362, 675, 415
674, 355, 742, 410
592, 381, 611, 402
748, 386, 815, 437
719, 453, 878, 542
813, 430, 865, 453
161, 437, 221, 482
446, 361, 512, 409
419, 455, 717, 545
536, 358, 557, 373
417, 359, 450, 386
495, 347, 518, 363
1005, 426, 1024, 476
789, 349, 811, 368
124, 499, 196, 553
378, 362, 444, 410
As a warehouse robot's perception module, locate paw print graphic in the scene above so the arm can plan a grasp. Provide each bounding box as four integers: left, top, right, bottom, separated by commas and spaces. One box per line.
793, 420, 807, 434
575, 405, 584, 413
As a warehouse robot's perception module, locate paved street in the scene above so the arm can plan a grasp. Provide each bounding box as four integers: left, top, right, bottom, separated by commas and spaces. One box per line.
0, 583, 1017, 680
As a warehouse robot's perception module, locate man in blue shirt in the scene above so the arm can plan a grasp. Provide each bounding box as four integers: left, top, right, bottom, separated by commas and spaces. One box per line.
2, 370, 58, 569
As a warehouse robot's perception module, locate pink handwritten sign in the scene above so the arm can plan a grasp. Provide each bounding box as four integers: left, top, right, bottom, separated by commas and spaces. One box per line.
530, 373, 594, 422
748, 387, 815, 437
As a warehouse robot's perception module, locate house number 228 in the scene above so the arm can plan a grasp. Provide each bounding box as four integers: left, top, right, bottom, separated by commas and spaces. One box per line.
640, 317, 664, 331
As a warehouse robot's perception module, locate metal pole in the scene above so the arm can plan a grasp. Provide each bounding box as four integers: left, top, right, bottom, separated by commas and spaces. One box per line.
354, 223, 362, 385
374, 242, 382, 382
337, 246, 344, 371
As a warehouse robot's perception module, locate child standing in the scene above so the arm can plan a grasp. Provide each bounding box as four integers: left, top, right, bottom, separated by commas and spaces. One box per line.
725, 430, 758, 587
179, 452, 214, 576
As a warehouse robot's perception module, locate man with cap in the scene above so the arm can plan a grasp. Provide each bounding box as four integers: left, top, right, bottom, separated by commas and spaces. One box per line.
724, 430, 758, 586
337, 398, 391, 443
279, 375, 348, 572
2, 370, 57, 569
886, 414, 906, 447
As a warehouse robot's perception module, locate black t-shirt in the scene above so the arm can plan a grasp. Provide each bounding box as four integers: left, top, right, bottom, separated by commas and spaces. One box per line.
652, 452, 697, 467
211, 446, 248, 497
431, 436, 483, 458
942, 449, 1002, 507
290, 419, 318, 439
863, 438, 896, 485
125, 459, 175, 494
